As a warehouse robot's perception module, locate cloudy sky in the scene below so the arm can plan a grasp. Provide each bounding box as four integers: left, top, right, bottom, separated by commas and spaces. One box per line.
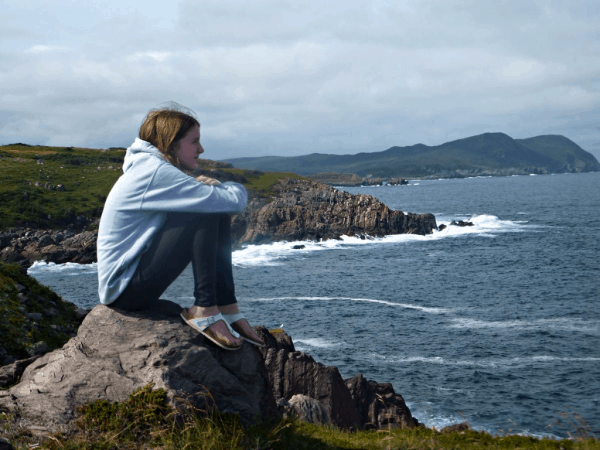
2, 0, 599, 161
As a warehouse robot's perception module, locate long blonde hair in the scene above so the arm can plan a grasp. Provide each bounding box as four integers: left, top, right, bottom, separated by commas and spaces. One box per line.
138, 103, 199, 169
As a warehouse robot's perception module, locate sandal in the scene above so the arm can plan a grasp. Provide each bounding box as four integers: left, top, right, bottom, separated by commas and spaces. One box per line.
180, 310, 243, 350
223, 313, 266, 347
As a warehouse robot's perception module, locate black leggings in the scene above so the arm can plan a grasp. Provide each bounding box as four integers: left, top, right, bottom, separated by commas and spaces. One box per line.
110, 212, 237, 311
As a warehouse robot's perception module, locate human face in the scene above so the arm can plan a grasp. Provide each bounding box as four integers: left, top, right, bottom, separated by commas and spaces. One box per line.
175, 125, 203, 171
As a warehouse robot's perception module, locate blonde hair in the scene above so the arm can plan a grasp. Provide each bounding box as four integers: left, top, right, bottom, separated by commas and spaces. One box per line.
138, 103, 199, 169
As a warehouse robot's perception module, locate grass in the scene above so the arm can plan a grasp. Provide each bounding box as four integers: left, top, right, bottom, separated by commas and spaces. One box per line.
2, 384, 598, 450
227, 169, 308, 197
0, 144, 124, 230
0, 262, 81, 365
0, 143, 308, 231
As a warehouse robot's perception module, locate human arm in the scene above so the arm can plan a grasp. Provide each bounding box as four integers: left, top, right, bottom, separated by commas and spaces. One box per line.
137, 163, 247, 213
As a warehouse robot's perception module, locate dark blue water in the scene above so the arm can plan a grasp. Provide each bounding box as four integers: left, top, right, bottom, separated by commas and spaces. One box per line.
29, 173, 600, 438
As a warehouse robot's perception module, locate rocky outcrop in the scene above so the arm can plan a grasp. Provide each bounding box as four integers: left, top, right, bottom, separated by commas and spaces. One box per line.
388, 177, 409, 185
279, 394, 332, 425
1, 179, 436, 267
0, 356, 40, 387
254, 326, 362, 429
0, 229, 96, 268
345, 374, 416, 429
437, 220, 474, 232
232, 178, 437, 244
0, 304, 418, 432
0, 301, 278, 431
307, 173, 408, 187
254, 327, 418, 430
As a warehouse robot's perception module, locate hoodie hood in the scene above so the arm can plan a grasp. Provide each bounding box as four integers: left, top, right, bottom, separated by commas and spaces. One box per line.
123, 138, 164, 173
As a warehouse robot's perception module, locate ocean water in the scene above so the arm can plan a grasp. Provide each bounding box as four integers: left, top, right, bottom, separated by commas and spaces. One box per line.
28, 172, 600, 438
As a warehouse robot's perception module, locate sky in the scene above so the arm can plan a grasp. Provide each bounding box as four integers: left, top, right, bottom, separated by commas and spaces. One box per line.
1, 0, 599, 161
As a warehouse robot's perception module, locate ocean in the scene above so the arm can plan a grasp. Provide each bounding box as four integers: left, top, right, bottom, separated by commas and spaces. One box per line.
28, 172, 600, 438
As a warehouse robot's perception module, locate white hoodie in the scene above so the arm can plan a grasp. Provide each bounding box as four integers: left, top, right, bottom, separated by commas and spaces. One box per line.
97, 138, 247, 305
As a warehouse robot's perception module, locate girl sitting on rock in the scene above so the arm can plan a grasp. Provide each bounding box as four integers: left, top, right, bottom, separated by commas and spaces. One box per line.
97, 104, 264, 350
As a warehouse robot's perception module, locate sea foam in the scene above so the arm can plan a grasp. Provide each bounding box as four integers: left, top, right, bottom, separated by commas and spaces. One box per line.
246, 296, 451, 314
27, 214, 536, 274
28, 260, 98, 275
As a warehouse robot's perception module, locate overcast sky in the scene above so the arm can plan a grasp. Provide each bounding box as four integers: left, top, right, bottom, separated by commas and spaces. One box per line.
1, 0, 599, 161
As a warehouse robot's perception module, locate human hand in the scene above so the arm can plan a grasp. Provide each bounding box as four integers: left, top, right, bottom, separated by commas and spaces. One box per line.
195, 175, 221, 186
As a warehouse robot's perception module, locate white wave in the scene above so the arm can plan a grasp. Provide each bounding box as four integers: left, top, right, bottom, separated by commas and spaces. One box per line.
434, 214, 538, 239
294, 338, 341, 349
406, 406, 472, 432
377, 354, 600, 368
233, 233, 431, 267
25, 215, 538, 273
246, 296, 451, 314
28, 260, 98, 275
449, 317, 599, 334
234, 214, 536, 268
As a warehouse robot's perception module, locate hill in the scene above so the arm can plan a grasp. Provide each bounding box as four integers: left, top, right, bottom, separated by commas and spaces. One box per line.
0, 143, 303, 231
224, 133, 600, 178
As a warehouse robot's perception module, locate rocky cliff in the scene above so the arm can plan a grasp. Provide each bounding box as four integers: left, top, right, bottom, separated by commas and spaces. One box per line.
232, 178, 436, 244
0, 298, 418, 433
0, 178, 437, 268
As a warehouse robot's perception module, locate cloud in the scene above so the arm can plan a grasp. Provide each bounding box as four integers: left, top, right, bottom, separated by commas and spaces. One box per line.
1, 0, 599, 161
26, 45, 68, 53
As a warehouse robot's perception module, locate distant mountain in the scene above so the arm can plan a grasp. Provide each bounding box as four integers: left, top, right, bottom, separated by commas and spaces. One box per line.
223, 133, 600, 178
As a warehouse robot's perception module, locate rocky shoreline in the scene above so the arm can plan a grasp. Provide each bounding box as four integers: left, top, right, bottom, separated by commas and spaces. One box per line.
0, 178, 437, 269
307, 172, 409, 187
0, 294, 419, 434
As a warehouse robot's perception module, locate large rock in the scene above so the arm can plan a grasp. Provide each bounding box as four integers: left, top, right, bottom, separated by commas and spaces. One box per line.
254, 327, 418, 430
281, 394, 332, 425
345, 373, 418, 429
1, 179, 436, 267
233, 178, 437, 244
0, 229, 96, 268
0, 308, 419, 433
254, 326, 361, 429
0, 356, 40, 388
0, 301, 278, 430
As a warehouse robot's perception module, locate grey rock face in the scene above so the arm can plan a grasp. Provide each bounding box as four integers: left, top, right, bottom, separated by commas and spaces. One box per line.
345, 373, 418, 429
0, 310, 419, 433
233, 179, 437, 245
284, 394, 332, 425
0, 229, 96, 268
0, 301, 278, 428
255, 327, 418, 430
0, 356, 41, 388
255, 326, 361, 429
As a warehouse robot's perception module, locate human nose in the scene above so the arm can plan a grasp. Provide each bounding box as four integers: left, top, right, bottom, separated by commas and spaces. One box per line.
198, 143, 204, 155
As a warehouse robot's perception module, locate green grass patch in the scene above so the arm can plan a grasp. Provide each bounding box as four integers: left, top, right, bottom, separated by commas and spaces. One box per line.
0, 262, 80, 365
0, 144, 307, 230
0, 144, 124, 230
2, 384, 597, 449
230, 169, 308, 197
